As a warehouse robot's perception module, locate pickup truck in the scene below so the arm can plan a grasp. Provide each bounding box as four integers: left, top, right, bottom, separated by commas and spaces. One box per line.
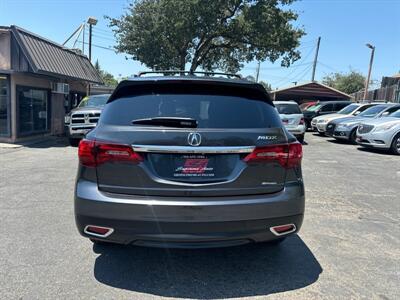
64, 94, 110, 146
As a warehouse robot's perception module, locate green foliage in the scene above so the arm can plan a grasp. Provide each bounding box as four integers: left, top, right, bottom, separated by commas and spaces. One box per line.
259, 80, 272, 91
94, 59, 118, 87
107, 0, 305, 73
322, 70, 366, 94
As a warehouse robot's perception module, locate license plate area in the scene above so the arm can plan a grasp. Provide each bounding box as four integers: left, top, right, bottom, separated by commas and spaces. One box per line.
147, 153, 238, 183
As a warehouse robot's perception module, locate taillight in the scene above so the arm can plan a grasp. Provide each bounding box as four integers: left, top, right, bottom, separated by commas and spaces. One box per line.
78, 139, 143, 167
243, 142, 302, 168
300, 117, 305, 125
286, 142, 302, 168
78, 139, 96, 167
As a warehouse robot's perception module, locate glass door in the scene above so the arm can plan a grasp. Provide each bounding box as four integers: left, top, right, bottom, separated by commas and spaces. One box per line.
0, 75, 10, 137
17, 86, 50, 136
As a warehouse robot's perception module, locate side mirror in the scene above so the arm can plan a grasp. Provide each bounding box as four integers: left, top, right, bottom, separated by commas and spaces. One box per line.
381, 112, 389, 116
354, 111, 361, 115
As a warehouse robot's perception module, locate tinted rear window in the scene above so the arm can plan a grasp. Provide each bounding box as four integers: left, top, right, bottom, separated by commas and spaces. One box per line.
275, 103, 301, 114
101, 94, 281, 128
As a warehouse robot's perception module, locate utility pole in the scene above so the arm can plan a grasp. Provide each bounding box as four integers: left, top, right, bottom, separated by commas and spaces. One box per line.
255, 61, 261, 82
86, 17, 97, 96
311, 36, 321, 82
87, 17, 97, 61
364, 43, 375, 101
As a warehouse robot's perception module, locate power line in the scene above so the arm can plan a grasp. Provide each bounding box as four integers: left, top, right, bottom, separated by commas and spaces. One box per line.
318, 61, 340, 73
76, 41, 115, 51
93, 27, 114, 34
268, 44, 317, 86
92, 34, 116, 42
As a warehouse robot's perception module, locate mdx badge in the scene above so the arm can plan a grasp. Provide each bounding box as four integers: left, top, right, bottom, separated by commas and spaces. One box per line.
188, 132, 202, 146
257, 135, 278, 141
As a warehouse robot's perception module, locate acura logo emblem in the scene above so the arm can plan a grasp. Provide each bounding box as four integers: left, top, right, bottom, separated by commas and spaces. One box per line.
188, 132, 201, 147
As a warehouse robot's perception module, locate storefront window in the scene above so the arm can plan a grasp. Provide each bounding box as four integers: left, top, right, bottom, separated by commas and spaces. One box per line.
17, 86, 50, 135
0, 75, 10, 137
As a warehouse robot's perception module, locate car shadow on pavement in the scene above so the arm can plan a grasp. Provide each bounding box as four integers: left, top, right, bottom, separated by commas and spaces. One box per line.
92, 234, 322, 299
356, 146, 393, 156
5, 136, 70, 149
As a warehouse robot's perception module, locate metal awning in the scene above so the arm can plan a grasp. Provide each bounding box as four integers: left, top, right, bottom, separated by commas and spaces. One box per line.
270, 81, 352, 102
10, 25, 102, 84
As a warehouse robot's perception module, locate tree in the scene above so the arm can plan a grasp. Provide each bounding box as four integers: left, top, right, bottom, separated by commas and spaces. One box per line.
259, 80, 272, 91
107, 0, 305, 73
322, 70, 366, 94
244, 76, 271, 90
94, 59, 118, 87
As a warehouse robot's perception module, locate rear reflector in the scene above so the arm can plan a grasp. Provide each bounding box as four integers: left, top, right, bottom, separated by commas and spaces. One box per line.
78, 139, 143, 167
243, 142, 302, 168
270, 224, 296, 236
84, 225, 114, 237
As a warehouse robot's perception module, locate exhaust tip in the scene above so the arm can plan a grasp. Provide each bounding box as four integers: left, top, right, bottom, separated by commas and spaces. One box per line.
270, 224, 296, 236
84, 225, 114, 238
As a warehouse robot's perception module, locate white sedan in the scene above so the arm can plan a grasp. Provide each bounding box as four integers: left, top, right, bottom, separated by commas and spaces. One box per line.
356, 109, 400, 155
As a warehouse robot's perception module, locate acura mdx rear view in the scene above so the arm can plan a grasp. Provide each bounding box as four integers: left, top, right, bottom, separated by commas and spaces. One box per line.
74, 75, 305, 248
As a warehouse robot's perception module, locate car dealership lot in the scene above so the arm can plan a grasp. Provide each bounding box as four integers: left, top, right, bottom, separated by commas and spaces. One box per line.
0, 134, 399, 299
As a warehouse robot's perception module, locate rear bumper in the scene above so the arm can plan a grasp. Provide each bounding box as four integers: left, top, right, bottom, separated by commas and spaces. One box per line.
285, 125, 306, 135
75, 179, 305, 248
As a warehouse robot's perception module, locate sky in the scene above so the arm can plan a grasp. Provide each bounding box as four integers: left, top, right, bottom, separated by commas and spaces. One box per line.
1, 0, 399, 89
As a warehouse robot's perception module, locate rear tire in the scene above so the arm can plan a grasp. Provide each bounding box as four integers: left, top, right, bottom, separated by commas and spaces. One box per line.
297, 134, 304, 143
69, 138, 80, 147
391, 133, 400, 155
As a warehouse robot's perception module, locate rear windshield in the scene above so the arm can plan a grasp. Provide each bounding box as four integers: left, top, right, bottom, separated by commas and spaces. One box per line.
275, 103, 301, 114
101, 94, 281, 128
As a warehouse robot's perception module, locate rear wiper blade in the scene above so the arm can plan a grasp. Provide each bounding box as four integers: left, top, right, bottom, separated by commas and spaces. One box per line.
131, 117, 198, 128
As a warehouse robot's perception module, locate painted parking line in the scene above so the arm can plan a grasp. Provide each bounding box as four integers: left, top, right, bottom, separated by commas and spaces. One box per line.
317, 160, 338, 164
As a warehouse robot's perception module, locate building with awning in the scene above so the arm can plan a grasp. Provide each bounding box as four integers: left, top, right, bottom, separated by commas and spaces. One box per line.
0, 25, 102, 142
270, 81, 352, 103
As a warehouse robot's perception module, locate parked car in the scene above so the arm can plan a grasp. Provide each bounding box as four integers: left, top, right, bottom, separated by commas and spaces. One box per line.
356, 108, 400, 155
274, 101, 306, 142
299, 101, 317, 112
74, 72, 305, 248
303, 100, 352, 130
329, 104, 400, 143
313, 103, 377, 135
64, 94, 111, 146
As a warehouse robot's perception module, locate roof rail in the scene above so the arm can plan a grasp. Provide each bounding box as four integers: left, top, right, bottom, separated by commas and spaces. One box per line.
136, 70, 242, 79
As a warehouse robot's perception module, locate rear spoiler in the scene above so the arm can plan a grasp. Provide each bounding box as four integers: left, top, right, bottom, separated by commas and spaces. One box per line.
107, 79, 273, 105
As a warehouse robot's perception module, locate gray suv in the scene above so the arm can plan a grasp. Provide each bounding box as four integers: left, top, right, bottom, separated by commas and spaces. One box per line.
74, 73, 305, 248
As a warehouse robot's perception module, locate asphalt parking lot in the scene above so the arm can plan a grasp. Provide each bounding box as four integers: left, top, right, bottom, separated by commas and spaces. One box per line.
0, 133, 399, 299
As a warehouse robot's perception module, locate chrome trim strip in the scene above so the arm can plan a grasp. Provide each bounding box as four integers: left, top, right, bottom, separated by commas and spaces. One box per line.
269, 224, 297, 236
132, 145, 255, 154
84, 225, 114, 238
